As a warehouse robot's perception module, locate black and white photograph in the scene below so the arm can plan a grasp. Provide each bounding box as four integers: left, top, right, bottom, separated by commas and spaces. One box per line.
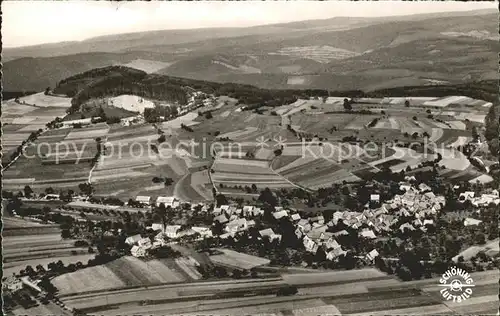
2, 1, 499, 315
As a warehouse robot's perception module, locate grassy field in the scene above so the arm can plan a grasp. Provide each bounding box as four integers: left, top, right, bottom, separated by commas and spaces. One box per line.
53, 256, 190, 295
2, 216, 92, 276
17, 92, 72, 108
209, 249, 271, 270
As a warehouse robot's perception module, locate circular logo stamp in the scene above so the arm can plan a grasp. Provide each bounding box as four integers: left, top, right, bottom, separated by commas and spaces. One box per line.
438, 266, 474, 303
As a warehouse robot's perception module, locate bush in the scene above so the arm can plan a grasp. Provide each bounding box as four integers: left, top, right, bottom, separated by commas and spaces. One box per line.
277, 286, 298, 296
74, 240, 88, 247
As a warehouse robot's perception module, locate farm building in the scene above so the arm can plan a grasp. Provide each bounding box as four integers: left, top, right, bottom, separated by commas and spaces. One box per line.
61, 118, 93, 128
135, 195, 152, 206
291, 213, 301, 221
156, 196, 179, 208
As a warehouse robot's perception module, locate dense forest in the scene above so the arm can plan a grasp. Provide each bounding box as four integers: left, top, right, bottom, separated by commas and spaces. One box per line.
54, 66, 365, 114
2, 91, 38, 101
485, 103, 499, 159
366, 80, 498, 103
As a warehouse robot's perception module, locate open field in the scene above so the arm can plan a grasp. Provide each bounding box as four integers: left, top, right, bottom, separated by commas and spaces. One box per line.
175, 169, 213, 201
3, 215, 54, 228
17, 92, 72, 108
211, 156, 294, 191
121, 59, 173, 73
2, 99, 69, 164
57, 268, 498, 316
2, 123, 113, 191
53, 256, 190, 295
90, 123, 204, 198
209, 249, 271, 270
105, 94, 155, 113
3, 230, 91, 271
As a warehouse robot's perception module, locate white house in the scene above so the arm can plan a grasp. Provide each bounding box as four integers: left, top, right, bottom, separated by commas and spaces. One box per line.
242, 205, 254, 216
135, 196, 152, 206
225, 218, 248, 233
214, 214, 229, 224
151, 223, 165, 232
303, 235, 319, 253
370, 194, 380, 202
131, 245, 146, 257
399, 223, 416, 232
295, 227, 304, 239
220, 232, 235, 239
273, 210, 288, 220
418, 183, 432, 192
155, 232, 167, 245
192, 226, 213, 238
213, 207, 222, 215
291, 214, 301, 222
366, 249, 380, 261
138, 238, 152, 249
125, 234, 142, 245
297, 219, 312, 232
310, 215, 325, 225
324, 237, 341, 250
423, 219, 434, 226
259, 228, 281, 242
459, 191, 475, 201
464, 218, 482, 226
326, 247, 347, 261
360, 229, 376, 239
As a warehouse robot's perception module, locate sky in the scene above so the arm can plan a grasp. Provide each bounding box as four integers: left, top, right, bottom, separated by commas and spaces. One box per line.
3, 1, 496, 48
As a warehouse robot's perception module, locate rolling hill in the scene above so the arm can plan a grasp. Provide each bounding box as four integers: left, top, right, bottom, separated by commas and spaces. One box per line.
3, 9, 497, 93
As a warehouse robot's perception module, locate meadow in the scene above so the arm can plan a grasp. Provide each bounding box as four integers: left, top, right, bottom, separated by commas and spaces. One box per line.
53, 255, 198, 295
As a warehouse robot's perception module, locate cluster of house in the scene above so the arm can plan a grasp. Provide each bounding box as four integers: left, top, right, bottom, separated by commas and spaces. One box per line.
178, 91, 215, 115
458, 189, 500, 207
123, 181, 495, 263
3, 276, 23, 294
126, 222, 213, 257
133, 196, 180, 208
120, 115, 143, 126
2, 275, 42, 295
207, 182, 450, 262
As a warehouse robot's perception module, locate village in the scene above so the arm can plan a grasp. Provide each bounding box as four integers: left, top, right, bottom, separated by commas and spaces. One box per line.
4, 167, 499, 311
